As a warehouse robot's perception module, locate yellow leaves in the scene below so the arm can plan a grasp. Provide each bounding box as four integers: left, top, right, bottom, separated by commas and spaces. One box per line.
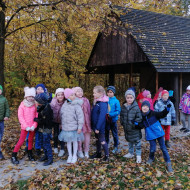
168, 180, 175, 185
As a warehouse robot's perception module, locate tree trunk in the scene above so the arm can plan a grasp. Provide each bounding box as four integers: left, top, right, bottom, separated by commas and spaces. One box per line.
0, 10, 5, 91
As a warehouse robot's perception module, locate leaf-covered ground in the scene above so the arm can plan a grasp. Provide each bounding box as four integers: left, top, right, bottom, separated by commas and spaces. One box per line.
1, 109, 190, 190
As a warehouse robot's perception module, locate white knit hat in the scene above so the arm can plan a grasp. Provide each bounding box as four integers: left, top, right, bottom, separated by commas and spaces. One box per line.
55, 88, 64, 96
186, 85, 190, 90
24, 87, 36, 98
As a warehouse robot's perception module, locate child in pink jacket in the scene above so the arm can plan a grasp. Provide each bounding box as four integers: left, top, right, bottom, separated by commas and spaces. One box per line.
73, 87, 91, 158
142, 90, 154, 110
11, 87, 38, 164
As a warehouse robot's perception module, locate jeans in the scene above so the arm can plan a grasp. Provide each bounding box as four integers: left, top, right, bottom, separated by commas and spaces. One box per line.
181, 112, 190, 130
105, 121, 119, 147
128, 140, 141, 156
53, 123, 65, 150
35, 130, 42, 150
0, 121, 4, 151
95, 133, 109, 156
39, 132, 53, 160
149, 136, 171, 163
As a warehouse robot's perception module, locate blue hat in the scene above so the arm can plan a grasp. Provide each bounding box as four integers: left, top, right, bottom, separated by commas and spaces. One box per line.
107, 86, 116, 94
35, 93, 49, 105
168, 90, 173, 97
35, 83, 47, 93
141, 101, 150, 108
128, 87, 136, 93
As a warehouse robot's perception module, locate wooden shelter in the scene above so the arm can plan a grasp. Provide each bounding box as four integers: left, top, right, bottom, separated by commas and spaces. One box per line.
86, 7, 190, 122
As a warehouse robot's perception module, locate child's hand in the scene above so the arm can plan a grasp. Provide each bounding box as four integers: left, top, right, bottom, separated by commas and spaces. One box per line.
95, 130, 99, 134
4, 117, 8, 121
30, 126, 35, 131
132, 120, 138, 125
77, 129, 81, 134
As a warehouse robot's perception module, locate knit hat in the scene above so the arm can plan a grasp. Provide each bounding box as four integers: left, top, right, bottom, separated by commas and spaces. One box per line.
141, 100, 150, 108
161, 90, 169, 97
142, 90, 151, 98
34, 93, 49, 105
125, 89, 135, 98
55, 88, 64, 96
0, 85, 3, 93
107, 86, 116, 94
64, 88, 74, 99
24, 87, 36, 98
186, 85, 190, 90
35, 83, 47, 93
72, 87, 83, 94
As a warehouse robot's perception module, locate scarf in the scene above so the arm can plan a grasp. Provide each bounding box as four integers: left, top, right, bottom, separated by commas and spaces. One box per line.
23, 99, 35, 107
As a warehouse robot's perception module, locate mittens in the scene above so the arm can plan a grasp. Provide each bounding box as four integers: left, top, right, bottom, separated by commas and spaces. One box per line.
26, 127, 30, 131
30, 126, 35, 131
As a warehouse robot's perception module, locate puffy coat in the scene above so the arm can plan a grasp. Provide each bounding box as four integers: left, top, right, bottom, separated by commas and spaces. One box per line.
18, 102, 38, 130
0, 95, 10, 121
108, 96, 121, 122
120, 101, 142, 142
60, 98, 84, 131
91, 96, 108, 134
140, 108, 169, 141
179, 93, 190, 114
50, 97, 64, 124
154, 99, 176, 125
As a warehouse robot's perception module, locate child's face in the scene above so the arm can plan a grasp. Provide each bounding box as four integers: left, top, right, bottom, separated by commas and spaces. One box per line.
68, 93, 75, 101
93, 89, 103, 99
26, 96, 34, 102
147, 93, 151, 98
107, 90, 114, 98
142, 105, 150, 113
76, 89, 83, 98
36, 87, 44, 94
162, 94, 169, 101
57, 92, 64, 102
0, 89, 2, 95
126, 95, 134, 105
187, 90, 190, 95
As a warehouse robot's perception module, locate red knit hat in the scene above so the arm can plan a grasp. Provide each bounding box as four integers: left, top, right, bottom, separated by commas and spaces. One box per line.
161, 90, 169, 97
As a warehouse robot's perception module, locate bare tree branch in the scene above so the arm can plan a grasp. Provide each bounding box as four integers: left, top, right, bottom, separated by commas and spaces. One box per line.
5, 18, 52, 38
5, 0, 64, 30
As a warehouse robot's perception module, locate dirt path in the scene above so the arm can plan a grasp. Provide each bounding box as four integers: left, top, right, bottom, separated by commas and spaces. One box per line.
0, 124, 189, 188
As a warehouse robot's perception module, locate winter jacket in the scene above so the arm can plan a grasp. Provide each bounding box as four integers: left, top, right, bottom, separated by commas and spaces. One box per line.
50, 97, 64, 124
60, 98, 84, 131
120, 101, 142, 142
179, 93, 190, 114
0, 95, 10, 121
140, 108, 169, 141
136, 92, 144, 109
18, 102, 38, 130
91, 95, 109, 134
81, 97, 91, 133
108, 96, 121, 122
34, 104, 53, 133
154, 99, 176, 125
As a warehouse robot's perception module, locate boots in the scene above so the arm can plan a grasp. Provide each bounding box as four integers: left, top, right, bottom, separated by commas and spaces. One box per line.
39, 155, 48, 162
43, 159, 53, 166
0, 151, 4, 160
165, 140, 171, 148
28, 150, 35, 161
11, 152, 19, 164
103, 155, 109, 162
35, 149, 41, 156
166, 162, 173, 173
90, 152, 102, 159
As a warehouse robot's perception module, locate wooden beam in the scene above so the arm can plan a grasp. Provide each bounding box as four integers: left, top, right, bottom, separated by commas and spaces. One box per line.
156, 72, 158, 92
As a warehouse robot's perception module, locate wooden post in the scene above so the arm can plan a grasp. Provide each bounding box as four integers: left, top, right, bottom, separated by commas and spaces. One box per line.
109, 71, 115, 86
174, 73, 179, 124
180, 73, 182, 98
130, 63, 133, 86
156, 72, 158, 92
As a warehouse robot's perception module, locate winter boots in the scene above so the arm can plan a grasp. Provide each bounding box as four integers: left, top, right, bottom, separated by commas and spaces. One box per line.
11, 152, 19, 164
28, 150, 35, 161
90, 152, 102, 159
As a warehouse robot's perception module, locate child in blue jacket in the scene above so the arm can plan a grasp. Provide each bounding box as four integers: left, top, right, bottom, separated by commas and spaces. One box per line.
105, 86, 121, 154
90, 86, 109, 161
138, 101, 173, 173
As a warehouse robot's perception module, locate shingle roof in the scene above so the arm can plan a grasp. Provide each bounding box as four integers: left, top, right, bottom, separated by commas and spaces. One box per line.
118, 7, 190, 72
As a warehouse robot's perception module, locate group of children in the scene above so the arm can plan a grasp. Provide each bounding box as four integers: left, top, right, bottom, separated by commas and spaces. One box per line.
0, 83, 190, 173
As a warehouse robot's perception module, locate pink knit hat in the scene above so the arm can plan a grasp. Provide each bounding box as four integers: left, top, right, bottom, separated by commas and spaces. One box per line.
64, 88, 74, 99
161, 90, 169, 97
72, 87, 83, 94
142, 90, 151, 98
